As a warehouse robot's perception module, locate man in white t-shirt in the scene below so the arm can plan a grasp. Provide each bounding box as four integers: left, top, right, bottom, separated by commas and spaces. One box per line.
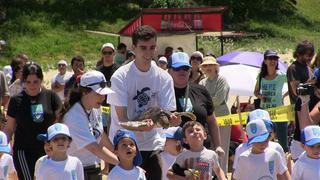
107, 25, 180, 180
51, 60, 72, 101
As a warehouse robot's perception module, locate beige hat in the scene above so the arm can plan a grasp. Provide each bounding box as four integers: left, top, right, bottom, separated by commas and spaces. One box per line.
200, 56, 219, 66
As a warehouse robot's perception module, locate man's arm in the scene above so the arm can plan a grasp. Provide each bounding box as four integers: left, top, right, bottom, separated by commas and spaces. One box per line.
115, 106, 154, 131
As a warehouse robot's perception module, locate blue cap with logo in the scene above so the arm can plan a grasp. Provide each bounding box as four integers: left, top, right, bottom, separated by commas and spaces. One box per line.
37, 123, 72, 141
301, 125, 320, 146
113, 129, 142, 166
168, 52, 191, 68
0, 131, 10, 154
246, 119, 270, 145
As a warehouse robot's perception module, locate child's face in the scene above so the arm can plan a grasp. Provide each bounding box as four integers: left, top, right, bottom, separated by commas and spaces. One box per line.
303, 143, 320, 159
184, 124, 207, 146
165, 138, 182, 155
251, 140, 269, 154
115, 138, 137, 162
49, 135, 71, 153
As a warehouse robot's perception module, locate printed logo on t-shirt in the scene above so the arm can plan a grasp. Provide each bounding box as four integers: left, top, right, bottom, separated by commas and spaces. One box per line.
268, 160, 274, 175
31, 104, 44, 123
71, 170, 77, 180
3, 165, 8, 178
178, 97, 193, 112
133, 87, 151, 108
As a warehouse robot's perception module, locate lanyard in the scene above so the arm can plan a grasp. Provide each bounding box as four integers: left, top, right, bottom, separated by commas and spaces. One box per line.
183, 85, 190, 112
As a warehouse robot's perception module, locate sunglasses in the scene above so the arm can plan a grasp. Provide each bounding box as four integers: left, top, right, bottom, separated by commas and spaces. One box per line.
86, 81, 111, 88
266, 56, 279, 61
172, 67, 190, 71
58, 64, 66, 67
191, 56, 202, 61
102, 51, 114, 56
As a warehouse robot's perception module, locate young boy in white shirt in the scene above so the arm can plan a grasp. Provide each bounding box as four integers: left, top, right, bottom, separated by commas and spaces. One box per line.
159, 127, 183, 180
292, 125, 320, 180
108, 129, 146, 180
232, 109, 287, 172
233, 119, 290, 180
0, 130, 17, 180
35, 123, 84, 180
168, 121, 226, 180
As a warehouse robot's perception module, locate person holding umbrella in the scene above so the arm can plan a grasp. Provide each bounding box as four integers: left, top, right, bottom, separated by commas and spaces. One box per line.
254, 49, 288, 152
199, 56, 231, 174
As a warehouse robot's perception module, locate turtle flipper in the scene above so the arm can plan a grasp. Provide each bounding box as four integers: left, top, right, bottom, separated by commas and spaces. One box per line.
176, 112, 196, 121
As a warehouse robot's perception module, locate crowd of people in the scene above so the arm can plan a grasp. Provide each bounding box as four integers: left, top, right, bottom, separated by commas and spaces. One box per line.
0, 25, 320, 180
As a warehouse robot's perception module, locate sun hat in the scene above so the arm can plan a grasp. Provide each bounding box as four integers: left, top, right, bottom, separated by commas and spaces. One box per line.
301, 125, 320, 146
37, 123, 72, 141
168, 52, 191, 68
80, 71, 114, 95
246, 119, 270, 145
0, 131, 10, 154
113, 129, 142, 166
101, 43, 115, 52
200, 56, 219, 66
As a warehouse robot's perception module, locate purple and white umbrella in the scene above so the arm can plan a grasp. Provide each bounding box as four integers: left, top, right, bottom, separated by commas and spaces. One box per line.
217, 51, 288, 72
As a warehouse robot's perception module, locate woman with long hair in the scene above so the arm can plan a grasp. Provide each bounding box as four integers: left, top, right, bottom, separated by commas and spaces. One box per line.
254, 49, 288, 152
62, 70, 118, 179
4, 62, 62, 180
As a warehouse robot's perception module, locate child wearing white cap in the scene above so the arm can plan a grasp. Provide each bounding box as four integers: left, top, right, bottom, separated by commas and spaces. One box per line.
34, 123, 84, 180
233, 119, 290, 180
0, 129, 17, 180
51, 60, 72, 101
292, 125, 320, 180
232, 109, 287, 174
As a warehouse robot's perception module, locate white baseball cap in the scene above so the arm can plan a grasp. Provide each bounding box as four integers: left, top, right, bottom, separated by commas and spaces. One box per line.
246, 119, 270, 145
158, 56, 168, 64
37, 123, 71, 141
165, 127, 183, 141
301, 125, 320, 146
80, 71, 114, 95
169, 52, 191, 68
0, 131, 10, 154
248, 109, 271, 122
101, 43, 115, 52
0, 40, 6, 46
57, 60, 68, 66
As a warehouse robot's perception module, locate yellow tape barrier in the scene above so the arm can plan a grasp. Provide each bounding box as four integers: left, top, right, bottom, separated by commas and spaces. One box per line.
216, 105, 295, 126
101, 106, 110, 114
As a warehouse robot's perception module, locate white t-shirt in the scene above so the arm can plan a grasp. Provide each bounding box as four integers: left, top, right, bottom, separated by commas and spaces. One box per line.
292, 151, 320, 180
0, 153, 16, 179
159, 151, 177, 180
34, 155, 84, 180
51, 72, 72, 100
175, 148, 220, 180
233, 147, 287, 180
108, 61, 176, 151
64, 102, 104, 167
232, 141, 286, 170
108, 165, 146, 180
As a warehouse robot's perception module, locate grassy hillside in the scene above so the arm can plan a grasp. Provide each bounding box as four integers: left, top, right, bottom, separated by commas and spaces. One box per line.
1, 0, 320, 68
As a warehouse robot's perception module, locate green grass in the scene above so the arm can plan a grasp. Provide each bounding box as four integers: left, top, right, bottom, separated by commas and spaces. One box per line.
1, 0, 320, 69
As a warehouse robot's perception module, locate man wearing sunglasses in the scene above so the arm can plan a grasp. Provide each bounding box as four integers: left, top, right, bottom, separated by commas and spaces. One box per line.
168, 52, 225, 160
107, 25, 180, 180
96, 42, 120, 134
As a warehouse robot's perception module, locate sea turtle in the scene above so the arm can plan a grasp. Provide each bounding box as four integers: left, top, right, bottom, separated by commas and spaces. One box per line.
133, 87, 150, 108
120, 107, 196, 130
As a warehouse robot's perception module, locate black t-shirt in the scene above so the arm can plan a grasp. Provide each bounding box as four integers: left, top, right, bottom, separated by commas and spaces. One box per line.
96, 63, 120, 106
96, 63, 120, 82
287, 61, 312, 103
287, 61, 313, 141
64, 75, 77, 97
7, 89, 61, 154
175, 83, 214, 128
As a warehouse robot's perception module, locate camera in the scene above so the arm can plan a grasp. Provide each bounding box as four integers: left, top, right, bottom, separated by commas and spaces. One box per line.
297, 83, 314, 95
